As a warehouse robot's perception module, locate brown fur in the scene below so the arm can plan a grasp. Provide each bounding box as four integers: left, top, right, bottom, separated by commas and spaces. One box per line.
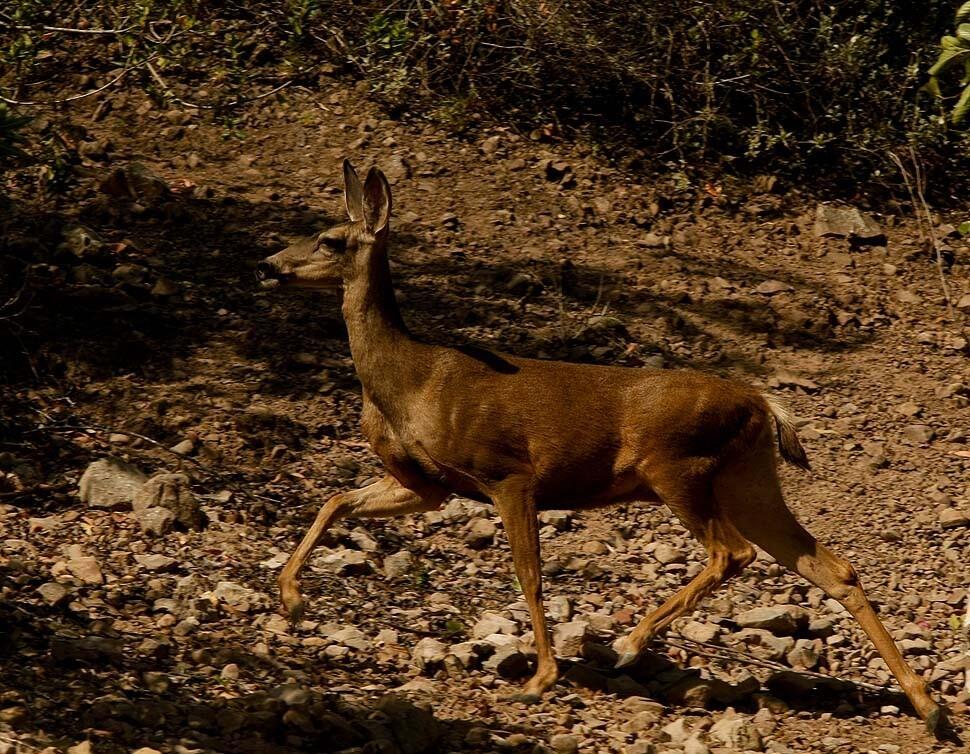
256, 161, 942, 731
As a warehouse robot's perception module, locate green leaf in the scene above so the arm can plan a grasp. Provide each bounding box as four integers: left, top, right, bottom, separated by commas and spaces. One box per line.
952, 84, 970, 125
942, 34, 964, 50
958, 0, 970, 23
957, 220, 970, 236
929, 47, 970, 77
959, 23, 970, 44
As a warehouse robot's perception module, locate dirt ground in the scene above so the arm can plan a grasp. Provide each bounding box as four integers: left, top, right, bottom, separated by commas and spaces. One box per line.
0, 70, 968, 754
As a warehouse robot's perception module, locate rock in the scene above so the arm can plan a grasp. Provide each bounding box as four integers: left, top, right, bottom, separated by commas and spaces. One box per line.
318, 549, 371, 575
135, 507, 176, 537
78, 458, 147, 510
684, 734, 711, 754
384, 154, 411, 183
464, 518, 497, 549
680, 620, 721, 644
735, 605, 809, 634
132, 472, 204, 533
169, 438, 195, 455
660, 717, 691, 745
786, 638, 821, 669
553, 620, 589, 657
901, 424, 934, 444
348, 527, 379, 552
204, 581, 268, 613
736, 629, 795, 662
548, 595, 572, 621
151, 277, 179, 297
58, 225, 103, 257
755, 280, 794, 295
65, 546, 104, 585
814, 204, 885, 244
67, 743, 93, 754
99, 162, 170, 203
538, 510, 572, 530
482, 643, 529, 678
653, 543, 686, 565
939, 508, 969, 529
549, 733, 579, 754
112, 263, 148, 285
411, 637, 449, 672
472, 612, 518, 638
480, 135, 503, 155
384, 550, 413, 577
377, 694, 441, 754
134, 553, 177, 572
709, 715, 763, 751
37, 581, 70, 605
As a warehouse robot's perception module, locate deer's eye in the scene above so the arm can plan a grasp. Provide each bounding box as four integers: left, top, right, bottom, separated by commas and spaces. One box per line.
317, 234, 346, 253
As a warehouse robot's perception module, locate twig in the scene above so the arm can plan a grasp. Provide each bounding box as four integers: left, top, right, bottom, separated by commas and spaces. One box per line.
0, 55, 155, 106
146, 60, 301, 110
659, 636, 904, 696
887, 148, 954, 314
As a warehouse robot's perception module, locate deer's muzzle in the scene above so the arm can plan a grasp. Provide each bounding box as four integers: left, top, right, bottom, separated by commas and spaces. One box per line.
255, 262, 283, 288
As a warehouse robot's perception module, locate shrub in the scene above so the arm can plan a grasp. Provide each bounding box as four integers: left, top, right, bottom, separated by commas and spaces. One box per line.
926, 1, 970, 125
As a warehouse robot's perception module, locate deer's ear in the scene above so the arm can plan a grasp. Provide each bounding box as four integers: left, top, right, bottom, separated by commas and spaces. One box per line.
362, 167, 391, 234
343, 159, 364, 222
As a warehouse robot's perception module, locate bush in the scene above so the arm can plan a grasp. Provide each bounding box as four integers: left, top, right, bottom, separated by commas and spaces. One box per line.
1, 1, 967, 189
926, 1, 970, 125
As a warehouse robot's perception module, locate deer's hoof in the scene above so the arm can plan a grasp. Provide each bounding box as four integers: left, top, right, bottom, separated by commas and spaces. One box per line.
281, 593, 305, 625
924, 704, 945, 737
614, 651, 640, 669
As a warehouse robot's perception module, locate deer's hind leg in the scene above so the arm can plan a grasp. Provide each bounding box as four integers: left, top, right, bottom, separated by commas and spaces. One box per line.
615, 476, 756, 667
713, 443, 943, 733
279, 475, 446, 622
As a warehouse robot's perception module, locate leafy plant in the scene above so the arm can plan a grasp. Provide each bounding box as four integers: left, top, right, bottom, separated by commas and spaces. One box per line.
926, 1, 970, 124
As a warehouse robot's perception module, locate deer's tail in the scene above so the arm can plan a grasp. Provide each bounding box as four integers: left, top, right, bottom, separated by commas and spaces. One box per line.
763, 394, 811, 471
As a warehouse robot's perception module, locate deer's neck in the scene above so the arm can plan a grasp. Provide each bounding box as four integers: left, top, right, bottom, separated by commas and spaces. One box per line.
341, 246, 423, 414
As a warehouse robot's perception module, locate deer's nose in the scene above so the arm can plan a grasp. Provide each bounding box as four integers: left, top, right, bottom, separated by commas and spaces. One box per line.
255, 262, 275, 281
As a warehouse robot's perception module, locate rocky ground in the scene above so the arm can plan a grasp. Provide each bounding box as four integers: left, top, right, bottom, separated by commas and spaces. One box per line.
0, 69, 968, 754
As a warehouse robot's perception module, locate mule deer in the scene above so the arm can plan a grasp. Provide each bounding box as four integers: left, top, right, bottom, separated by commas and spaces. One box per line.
256, 160, 943, 732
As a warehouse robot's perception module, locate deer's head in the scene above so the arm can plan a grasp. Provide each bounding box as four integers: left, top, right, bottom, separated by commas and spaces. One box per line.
255, 159, 391, 290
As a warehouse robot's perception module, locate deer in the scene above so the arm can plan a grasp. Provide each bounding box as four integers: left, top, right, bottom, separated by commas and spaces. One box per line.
255, 159, 943, 733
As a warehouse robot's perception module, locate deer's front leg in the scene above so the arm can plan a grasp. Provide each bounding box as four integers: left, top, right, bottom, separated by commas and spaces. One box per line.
494, 481, 558, 702
279, 475, 444, 622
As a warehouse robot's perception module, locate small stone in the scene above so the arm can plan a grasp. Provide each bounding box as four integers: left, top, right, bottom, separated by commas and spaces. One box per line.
133, 472, 204, 532
383, 550, 413, 578
464, 518, 497, 549
735, 605, 809, 634
78, 457, 147, 510
939, 508, 969, 529
660, 717, 691, 745
134, 553, 177, 572
169, 438, 195, 455
318, 549, 371, 574
680, 620, 721, 644
709, 715, 763, 751
480, 135, 502, 155
221, 663, 240, 680
901, 424, 934, 444
37, 581, 70, 605
814, 204, 884, 243
472, 612, 518, 638
653, 543, 686, 565
66, 547, 104, 585
553, 621, 589, 657
684, 734, 711, 754
538, 510, 572, 530
411, 637, 449, 672
548, 595, 572, 621
755, 280, 794, 295
550, 733, 579, 754
786, 638, 821, 669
